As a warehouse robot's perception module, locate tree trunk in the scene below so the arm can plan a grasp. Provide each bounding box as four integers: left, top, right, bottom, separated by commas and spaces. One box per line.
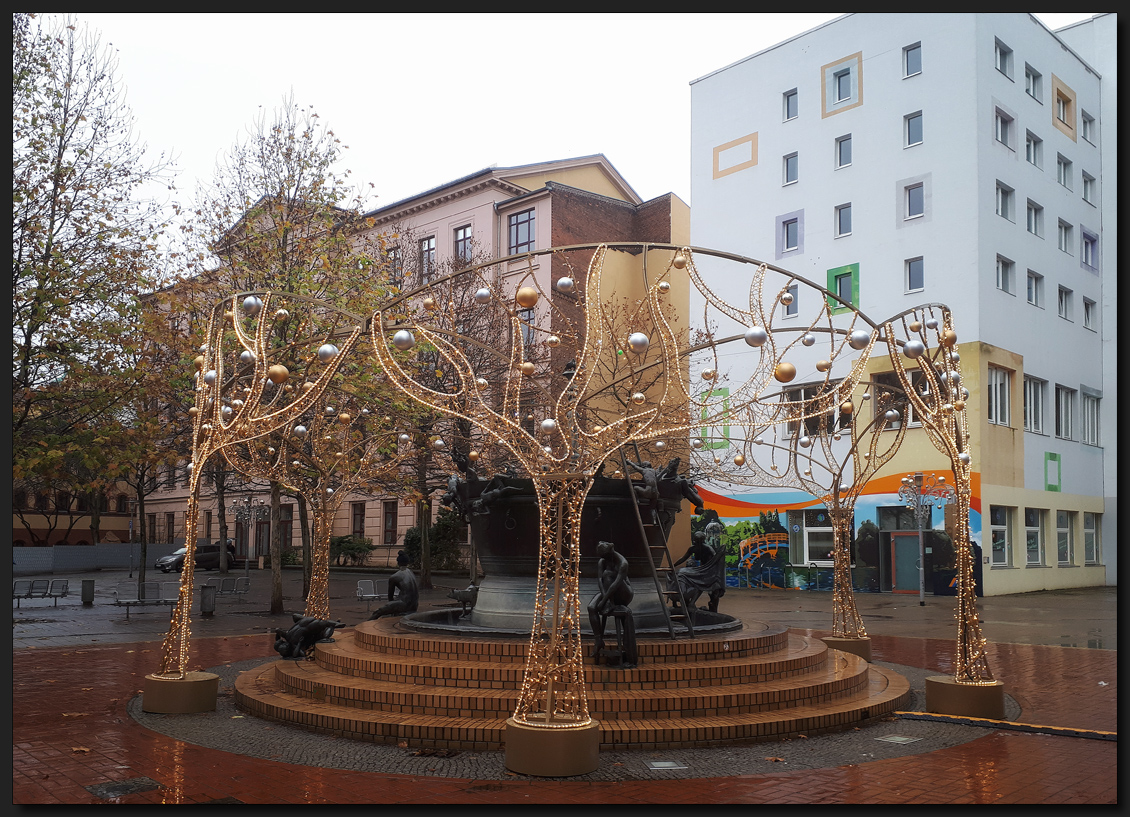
297, 493, 311, 599
136, 483, 148, 586
215, 461, 229, 572
270, 481, 283, 615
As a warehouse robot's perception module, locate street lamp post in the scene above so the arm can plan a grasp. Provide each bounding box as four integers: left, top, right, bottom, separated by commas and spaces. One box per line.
899, 471, 956, 606
229, 495, 268, 578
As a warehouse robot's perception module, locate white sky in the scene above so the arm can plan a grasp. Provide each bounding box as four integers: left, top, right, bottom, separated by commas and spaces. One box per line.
70, 13, 1097, 215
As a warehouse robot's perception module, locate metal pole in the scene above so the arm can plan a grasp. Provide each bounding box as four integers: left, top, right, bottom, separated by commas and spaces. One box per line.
914, 472, 926, 607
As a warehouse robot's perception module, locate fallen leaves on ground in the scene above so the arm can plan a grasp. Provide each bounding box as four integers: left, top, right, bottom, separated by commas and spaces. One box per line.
71, 747, 90, 754
765, 757, 786, 762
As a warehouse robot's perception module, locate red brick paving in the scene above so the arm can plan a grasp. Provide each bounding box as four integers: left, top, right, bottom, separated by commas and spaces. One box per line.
12, 634, 1116, 804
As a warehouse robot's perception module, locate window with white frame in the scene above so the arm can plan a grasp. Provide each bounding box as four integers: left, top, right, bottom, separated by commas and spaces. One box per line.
834, 203, 852, 237
518, 306, 536, 347
1026, 270, 1043, 307
1026, 201, 1042, 236
905, 183, 924, 219
904, 43, 922, 77
905, 257, 924, 292
1057, 220, 1073, 254
453, 224, 473, 263
987, 366, 1011, 426
1055, 385, 1074, 439
1055, 90, 1073, 128
835, 134, 852, 168
1056, 511, 1075, 564
1056, 154, 1072, 189
1083, 298, 1096, 331
1025, 64, 1042, 100
1082, 232, 1098, 269
783, 283, 799, 318
783, 218, 799, 251
994, 110, 1013, 148
995, 255, 1014, 294
508, 208, 535, 255
1025, 131, 1042, 167
782, 383, 823, 437
873, 370, 922, 429
1082, 172, 1095, 204
990, 505, 1011, 566
834, 68, 852, 103
419, 236, 436, 282
995, 182, 1014, 220
1024, 508, 1044, 565
1058, 286, 1072, 320
783, 153, 799, 185
995, 39, 1013, 78
783, 89, 798, 121
1023, 376, 1045, 434
1081, 394, 1099, 446
906, 111, 923, 147
1080, 111, 1095, 144
1083, 512, 1099, 564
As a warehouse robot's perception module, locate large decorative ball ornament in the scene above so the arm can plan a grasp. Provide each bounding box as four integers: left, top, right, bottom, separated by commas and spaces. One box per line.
392, 330, 415, 351
240, 350, 255, 364
753, 436, 764, 446
325, 405, 336, 415
941, 329, 958, 347
904, 339, 926, 359
432, 438, 445, 449
692, 438, 704, 450
275, 308, 290, 321
627, 332, 650, 354
801, 333, 816, 347
474, 287, 492, 304
194, 355, 205, 370
839, 484, 850, 494
631, 392, 646, 405
954, 400, 966, 411
337, 413, 351, 425
701, 368, 716, 381
743, 326, 768, 347
816, 359, 832, 373
950, 351, 961, 363
654, 440, 666, 451
242, 296, 262, 317
658, 281, 671, 293
780, 291, 794, 306
224, 310, 233, 320
799, 436, 812, 448
861, 391, 872, 401
326, 488, 334, 496
714, 456, 721, 464
302, 381, 315, 391
519, 361, 535, 376
515, 286, 539, 309
848, 329, 871, 350
926, 317, 939, 329
909, 320, 922, 333
293, 425, 307, 437
232, 399, 244, 408
202, 369, 218, 386
318, 344, 339, 362
188, 407, 199, 417
540, 418, 557, 433
468, 451, 480, 462
673, 252, 688, 269
958, 452, 972, 465
268, 364, 289, 384
840, 401, 854, 415
556, 276, 574, 293
733, 454, 746, 466
201, 423, 212, 432
475, 377, 488, 390
885, 409, 901, 422
398, 433, 411, 445
422, 296, 438, 311
774, 362, 797, 383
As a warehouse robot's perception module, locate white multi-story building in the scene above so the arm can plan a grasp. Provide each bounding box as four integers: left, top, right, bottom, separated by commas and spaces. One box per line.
689, 13, 1115, 595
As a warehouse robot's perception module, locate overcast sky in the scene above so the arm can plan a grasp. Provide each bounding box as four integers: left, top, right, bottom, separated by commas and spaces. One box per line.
71, 13, 1097, 215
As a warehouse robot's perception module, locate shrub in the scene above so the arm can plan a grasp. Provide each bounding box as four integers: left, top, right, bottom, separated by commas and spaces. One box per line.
402, 507, 467, 571
329, 535, 375, 566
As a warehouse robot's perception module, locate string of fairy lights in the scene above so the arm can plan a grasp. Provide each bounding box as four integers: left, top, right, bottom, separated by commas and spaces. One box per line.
158, 242, 992, 695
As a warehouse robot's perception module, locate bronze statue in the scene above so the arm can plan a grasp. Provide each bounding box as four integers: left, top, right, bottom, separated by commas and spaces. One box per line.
447, 584, 479, 619
368, 556, 420, 621
468, 474, 524, 517
587, 540, 637, 667
273, 613, 343, 659
669, 525, 728, 623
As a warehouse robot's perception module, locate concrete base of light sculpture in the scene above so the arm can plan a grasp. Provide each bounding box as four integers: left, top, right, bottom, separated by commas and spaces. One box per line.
925, 675, 1006, 720
821, 636, 872, 662
504, 717, 601, 777
141, 671, 220, 713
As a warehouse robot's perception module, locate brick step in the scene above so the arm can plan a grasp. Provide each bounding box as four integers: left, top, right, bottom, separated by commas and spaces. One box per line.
233, 663, 909, 752
270, 643, 871, 720
314, 631, 830, 690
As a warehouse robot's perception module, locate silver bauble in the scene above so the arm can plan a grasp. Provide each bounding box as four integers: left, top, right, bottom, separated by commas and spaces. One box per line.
743, 326, 768, 347
848, 329, 871, 350
293, 425, 307, 437
556, 277, 574, 293
240, 350, 255, 364
392, 330, 415, 350
627, 332, 650, 354
904, 339, 926, 359
398, 433, 411, 445
540, 418, 557, 434
474, 287, 492, 304
801, 333, 816, 347
242, 295, 262, 317
318, 344, 339, 362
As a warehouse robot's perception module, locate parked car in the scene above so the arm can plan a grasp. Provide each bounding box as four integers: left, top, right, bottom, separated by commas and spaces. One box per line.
155, 541, 237, 573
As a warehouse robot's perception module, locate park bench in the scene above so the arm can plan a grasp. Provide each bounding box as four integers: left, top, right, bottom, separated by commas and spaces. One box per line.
356, 578, 389, 612
13, 579, 48, 608
114, 580, 178, 619
47, 579, 69, 606
203, 576, 251, 601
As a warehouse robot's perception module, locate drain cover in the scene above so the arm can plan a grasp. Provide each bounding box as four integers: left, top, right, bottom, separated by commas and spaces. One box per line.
875, 735, 922, 744
85, 777, 162, 799
647, 760, 689, 770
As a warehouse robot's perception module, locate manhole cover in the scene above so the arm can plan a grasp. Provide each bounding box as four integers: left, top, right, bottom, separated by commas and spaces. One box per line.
647, 760, 689, 770
875, 735, 922, 744
85, 777, 162, 799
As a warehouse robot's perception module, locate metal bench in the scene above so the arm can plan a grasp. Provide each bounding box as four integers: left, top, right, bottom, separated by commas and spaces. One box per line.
356, 579, 389, 612
204, 576, 251, 601
114, 580, 178, 619
13, 579, 36, 608
47, 579, 69, 606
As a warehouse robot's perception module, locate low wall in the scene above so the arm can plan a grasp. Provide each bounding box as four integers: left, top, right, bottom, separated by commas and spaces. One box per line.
13, 543, 183, 575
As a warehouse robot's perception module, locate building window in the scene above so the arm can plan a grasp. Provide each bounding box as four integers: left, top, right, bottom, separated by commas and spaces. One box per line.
783, 218, 799, 251
165, 512, 176, 544
995, 39, 1013, 78
1081, 394, 1099, 446
1082, 172, 1095, 204
1058, 286, 1072, 321
1026, 270, 1043, 307
873, 370, 922, 429
116, 494, 129, 514
518, 306, 536, 347
1055, 92, 1072, 127
386, 246, 403, 286
905, 111, 923, 147
204, 509, 212, 540
1081, 111, 1095, 144
990, 505, 1012, 566
1025, 508, 1044, 566
987, 366, 1011, 427
834, 203, 852, 237
1082, 232, 1098, 269
1083, 512, 1099, 564
383, 501, 398, 546
783, 284, 799, 318
1025, 201, 1042, 236
826, 263, 858, 313
1055, 385, 1074, 439
783, 384, 822, 436
995, 255, 1014, 294
995, 182, 1014, 220
905, 183, 924, 219
1057, 220, 1073, 254
1083, 298, 1096, 331
994, 110, 1013, 149
835, 134, 852, 168
508, 209, 535, 255
1025, 131, 1042, 167
453, 224, 473, 264
905, 257, 924, 292
351, 502, 366, 540
834, 68, 852, 103
1023, 376, 1045, 434
419, 236, 436, 282
1056, 155, 1072, 189
821, 53, 862, 117
783, 153, 799, 185
904, 43, 922, 77
1025, 64, 1042, 100
783, 89, 798, 121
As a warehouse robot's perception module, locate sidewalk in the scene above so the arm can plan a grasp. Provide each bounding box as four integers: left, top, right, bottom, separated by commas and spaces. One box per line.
12, 567, 1117, 804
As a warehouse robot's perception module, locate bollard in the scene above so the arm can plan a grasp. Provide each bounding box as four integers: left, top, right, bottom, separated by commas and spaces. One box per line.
81, 579, 95, 607
200, 584, 217, 617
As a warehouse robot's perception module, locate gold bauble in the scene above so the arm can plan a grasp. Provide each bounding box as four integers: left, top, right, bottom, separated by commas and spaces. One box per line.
302, 381, 315, 391
475, 377, 489, 390
268, 364, 290, 384
954, 400, 966, 411
733, 454, 746, 466
423, 296, 437, 311
658, 281, 671, 293
193, 355, 205, 370
816, 359, 831, 373
909, 320, 922, 333
631, 392, 646, 405
701, 368, 716, 381
337, 413, 351, 424
942, 329, 958, 347
672, 252, 687, 269
468, 451, 480, 462
519, 362, 535, 376
516, 286, 539, 309
840, 401, 854, 415
774, 362, 797, 383
224, 310, 233, 320
188, 407, 199, 417
546, 335, 560, 348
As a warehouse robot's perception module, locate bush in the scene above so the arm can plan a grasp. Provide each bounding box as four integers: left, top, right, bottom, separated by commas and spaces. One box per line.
329, 535, 375, 566
403, 507, 467, 571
